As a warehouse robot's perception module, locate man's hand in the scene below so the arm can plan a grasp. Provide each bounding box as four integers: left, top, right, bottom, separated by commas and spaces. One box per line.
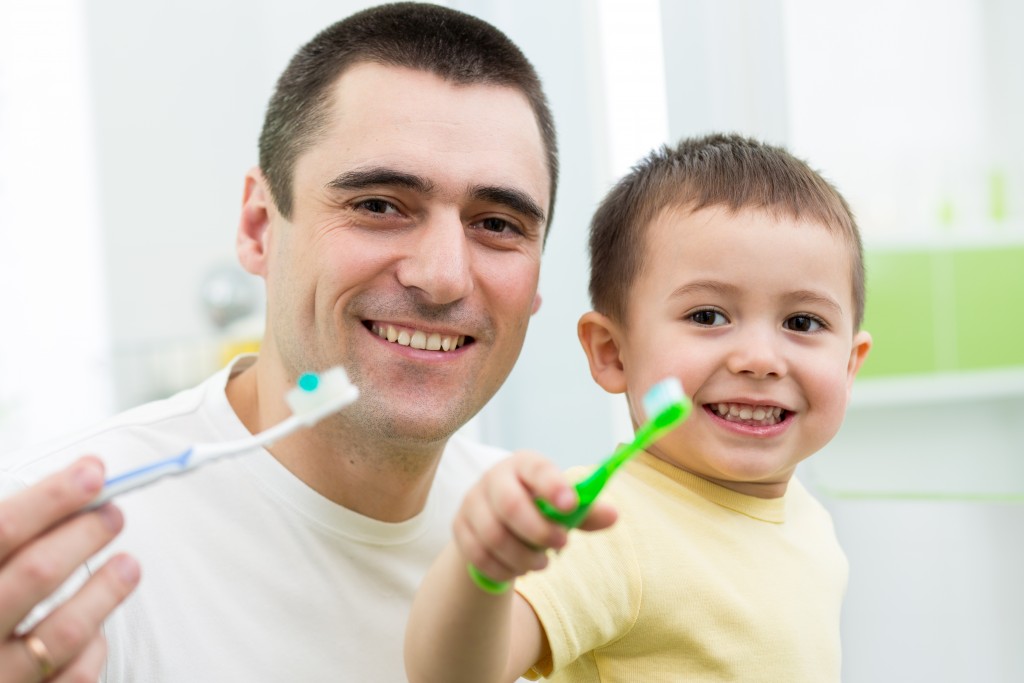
0, 456, 140, 682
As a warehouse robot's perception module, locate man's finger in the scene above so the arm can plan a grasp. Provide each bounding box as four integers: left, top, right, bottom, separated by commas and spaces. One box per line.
25, 553, 139, 676
0, 457, 105, 561
0, 505, 124, 636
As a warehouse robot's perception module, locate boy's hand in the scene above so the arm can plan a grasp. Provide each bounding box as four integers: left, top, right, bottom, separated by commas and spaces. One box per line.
454, 451, 617, 586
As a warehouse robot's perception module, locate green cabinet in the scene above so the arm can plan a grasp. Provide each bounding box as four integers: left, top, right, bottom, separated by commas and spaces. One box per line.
860, 244, 1024, 377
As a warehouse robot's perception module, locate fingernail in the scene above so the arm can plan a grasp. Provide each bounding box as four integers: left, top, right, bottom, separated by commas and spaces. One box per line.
555, 490, 576, 511
96, 504, 124, 532
111, 555, 140, 585
74, 461, 104, 493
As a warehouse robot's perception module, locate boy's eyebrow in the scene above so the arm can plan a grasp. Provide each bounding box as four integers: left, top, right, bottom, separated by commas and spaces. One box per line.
669, 280, 739, 300
784, 289, 845, 316
670, 281, 846, 315
326, 167, 436, 193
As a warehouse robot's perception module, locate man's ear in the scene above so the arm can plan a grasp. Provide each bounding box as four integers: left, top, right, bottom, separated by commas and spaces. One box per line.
578, 311, 627, 394
237, 167, 275, 277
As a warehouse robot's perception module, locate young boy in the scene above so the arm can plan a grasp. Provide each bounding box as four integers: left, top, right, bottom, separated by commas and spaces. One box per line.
405, 133, 872, 682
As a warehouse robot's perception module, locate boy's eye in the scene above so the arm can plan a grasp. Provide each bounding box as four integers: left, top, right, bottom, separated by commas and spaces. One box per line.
689, 309, 728, 326
785, 315, 824, 332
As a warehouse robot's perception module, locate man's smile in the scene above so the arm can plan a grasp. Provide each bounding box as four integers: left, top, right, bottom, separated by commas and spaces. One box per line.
367, 321, 471, 352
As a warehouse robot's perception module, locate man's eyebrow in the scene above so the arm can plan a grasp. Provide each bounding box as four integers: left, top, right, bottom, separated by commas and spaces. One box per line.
326, 167, 435, 193
470, 185, 547, 225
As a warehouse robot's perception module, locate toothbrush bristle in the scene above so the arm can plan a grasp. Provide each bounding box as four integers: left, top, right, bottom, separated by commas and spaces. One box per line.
642, 377, 685, 420
285, 366, 360, 425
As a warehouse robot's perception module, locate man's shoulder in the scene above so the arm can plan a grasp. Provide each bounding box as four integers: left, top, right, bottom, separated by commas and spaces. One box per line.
436, 433, 508, 482
0, 368, 228, 489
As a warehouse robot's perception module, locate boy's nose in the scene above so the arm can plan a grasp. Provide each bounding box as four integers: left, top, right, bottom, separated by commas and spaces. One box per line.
725, 327, 787, 379
396, 212, 474, 305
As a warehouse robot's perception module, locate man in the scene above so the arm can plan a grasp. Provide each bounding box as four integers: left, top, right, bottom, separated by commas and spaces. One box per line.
0, 3, 557, 680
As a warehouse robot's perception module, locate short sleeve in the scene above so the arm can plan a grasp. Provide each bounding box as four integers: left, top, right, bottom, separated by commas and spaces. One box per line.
515, 506, 642, 678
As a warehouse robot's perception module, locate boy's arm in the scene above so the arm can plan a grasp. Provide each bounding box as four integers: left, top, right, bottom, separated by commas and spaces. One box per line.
405, 451, 616, 683
406, 542, 546, 683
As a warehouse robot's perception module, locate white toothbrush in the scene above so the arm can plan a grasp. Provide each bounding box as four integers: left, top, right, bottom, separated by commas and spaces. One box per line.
87, 366, 359, 509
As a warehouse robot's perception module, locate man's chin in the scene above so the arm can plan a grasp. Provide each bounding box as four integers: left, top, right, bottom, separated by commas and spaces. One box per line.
334, 396, 476, 446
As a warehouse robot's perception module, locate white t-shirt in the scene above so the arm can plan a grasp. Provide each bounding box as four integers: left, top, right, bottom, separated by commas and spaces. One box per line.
0, 356, 504, 682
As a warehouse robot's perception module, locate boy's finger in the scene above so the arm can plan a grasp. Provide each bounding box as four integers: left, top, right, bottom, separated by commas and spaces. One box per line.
512, 451, 577, 512
458, 525, 550, 583
576, 500, 618, 532
485, 473, 568, 552
0, 456, 105, 562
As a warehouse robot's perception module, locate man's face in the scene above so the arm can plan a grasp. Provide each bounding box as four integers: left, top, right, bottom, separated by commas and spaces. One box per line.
257, 63, 549, 445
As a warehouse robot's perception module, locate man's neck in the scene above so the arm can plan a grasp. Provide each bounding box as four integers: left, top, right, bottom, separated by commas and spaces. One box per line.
225, 360, 446, 522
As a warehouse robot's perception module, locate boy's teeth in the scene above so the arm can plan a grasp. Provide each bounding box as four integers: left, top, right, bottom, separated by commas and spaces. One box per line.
712, 402, 783, 425
372, 324, 464, 352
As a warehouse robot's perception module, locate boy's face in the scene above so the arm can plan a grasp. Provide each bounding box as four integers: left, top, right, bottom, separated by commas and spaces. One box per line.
603, 205, 870, 498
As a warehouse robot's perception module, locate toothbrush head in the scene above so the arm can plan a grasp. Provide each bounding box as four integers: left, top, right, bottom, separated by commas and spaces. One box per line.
641, 377, 691, 434
285, 366, 360, 426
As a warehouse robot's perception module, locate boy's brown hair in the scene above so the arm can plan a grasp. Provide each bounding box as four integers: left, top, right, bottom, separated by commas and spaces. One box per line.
588, 133, 865, 329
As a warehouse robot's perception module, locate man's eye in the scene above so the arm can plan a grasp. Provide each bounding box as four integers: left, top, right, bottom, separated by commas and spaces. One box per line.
357, 199, 399, 215
690, 309, 727, 326
479, 217, 520, 234
785, 315, 823, 332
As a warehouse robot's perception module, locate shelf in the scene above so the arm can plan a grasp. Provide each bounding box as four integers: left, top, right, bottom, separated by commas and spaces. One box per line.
850, 367, 1024, 408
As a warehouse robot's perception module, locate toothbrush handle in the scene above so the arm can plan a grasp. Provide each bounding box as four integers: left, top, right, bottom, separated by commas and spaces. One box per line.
536, 410, 681, 526
466, 440, 642, 593
467, 564, 512, 595
84, 448, 194, 510
534, 437, 643, 528
467, 400, 689, 594
534, 483, 596, 528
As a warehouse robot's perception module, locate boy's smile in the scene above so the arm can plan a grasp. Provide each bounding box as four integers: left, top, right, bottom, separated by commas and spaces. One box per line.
605, 205, 871, 499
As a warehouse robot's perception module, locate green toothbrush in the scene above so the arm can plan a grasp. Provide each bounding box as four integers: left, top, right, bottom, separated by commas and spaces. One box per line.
469, 377, 691, 594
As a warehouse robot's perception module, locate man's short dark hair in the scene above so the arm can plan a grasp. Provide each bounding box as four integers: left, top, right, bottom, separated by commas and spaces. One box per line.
259, 2, 558, 232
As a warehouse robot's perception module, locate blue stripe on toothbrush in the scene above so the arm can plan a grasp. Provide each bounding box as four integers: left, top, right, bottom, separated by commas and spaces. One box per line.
102, 447, 195, 487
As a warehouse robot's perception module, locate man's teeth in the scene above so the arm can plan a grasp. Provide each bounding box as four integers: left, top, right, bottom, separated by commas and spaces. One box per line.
711, 402, 784, 425
372, 324, 465, 352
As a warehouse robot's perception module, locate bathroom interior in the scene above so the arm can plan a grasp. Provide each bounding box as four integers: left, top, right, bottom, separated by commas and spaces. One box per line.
1, 1, 1020, 679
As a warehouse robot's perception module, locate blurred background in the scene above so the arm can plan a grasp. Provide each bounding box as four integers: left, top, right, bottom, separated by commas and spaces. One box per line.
1, 0, 1021, 679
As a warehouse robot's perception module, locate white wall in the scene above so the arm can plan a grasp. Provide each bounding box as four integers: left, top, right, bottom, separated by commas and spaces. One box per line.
1, 1, 1022, 680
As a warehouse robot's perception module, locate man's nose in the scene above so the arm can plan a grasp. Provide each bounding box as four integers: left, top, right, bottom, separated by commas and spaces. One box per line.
396, 212, 474, 305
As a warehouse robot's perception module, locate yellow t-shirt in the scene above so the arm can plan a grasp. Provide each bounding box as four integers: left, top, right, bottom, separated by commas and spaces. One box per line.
515, 451, 847, 682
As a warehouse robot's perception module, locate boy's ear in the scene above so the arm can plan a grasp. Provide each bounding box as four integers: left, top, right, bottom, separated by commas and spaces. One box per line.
578, 311, 628, 394
237, 167, 275, 278
846, 330, 873, 392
